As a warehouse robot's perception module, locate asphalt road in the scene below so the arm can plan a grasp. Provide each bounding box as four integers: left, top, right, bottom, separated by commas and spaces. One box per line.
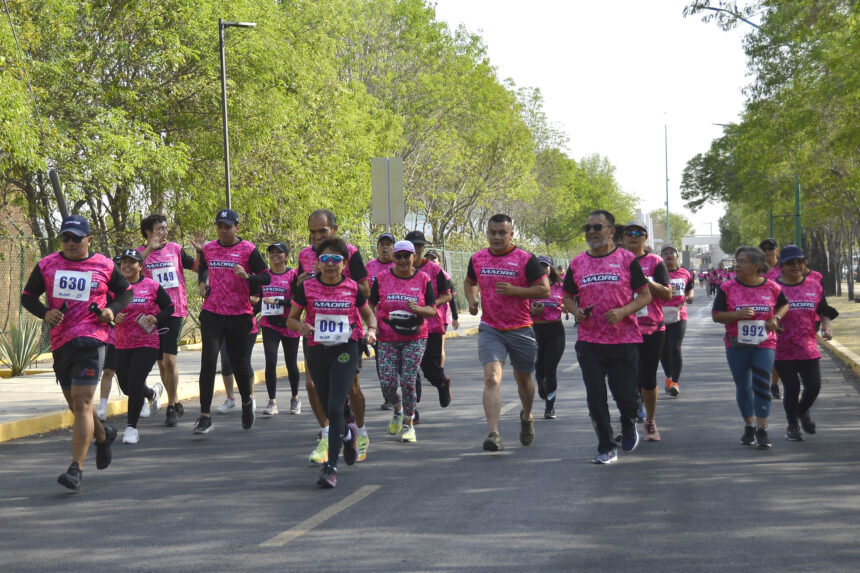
2, 292, 860, 572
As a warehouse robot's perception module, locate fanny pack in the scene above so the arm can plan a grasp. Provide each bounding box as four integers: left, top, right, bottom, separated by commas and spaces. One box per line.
382, 310, 423, 335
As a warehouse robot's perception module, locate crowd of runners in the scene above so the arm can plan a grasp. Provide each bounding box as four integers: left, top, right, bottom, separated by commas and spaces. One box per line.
21, 207, 836, 489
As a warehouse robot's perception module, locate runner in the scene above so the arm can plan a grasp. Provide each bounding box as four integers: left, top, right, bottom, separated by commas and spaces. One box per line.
774, 245, 838, 440
622, 221, 672, 441
258, 242, 301, 416
563, 210, 650, 464
463, 214, 549, 451
405, 231, 453, 416
369, 241, 436, 443
215, 303, 261, 413
112, 249, 173, 443
21, 215, 132, 490
138, 214, 201, 426
712, 246, 788, 448
287, 237, 378, 488
659, 245, 695, 399
295, 210, 371, 463
425, 249, 460, 367
530, 256, 566, 420
367, 233, 396, 410
189, 209, 270, 434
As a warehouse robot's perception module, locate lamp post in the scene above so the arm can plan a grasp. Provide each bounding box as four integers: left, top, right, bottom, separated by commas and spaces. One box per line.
219, 19, 256, 210
664, 123, 670, 246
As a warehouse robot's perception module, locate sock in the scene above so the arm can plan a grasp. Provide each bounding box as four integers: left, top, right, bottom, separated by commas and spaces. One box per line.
99, 398, 108, 409
358, 425, 368, 437
321, 425, 329, 437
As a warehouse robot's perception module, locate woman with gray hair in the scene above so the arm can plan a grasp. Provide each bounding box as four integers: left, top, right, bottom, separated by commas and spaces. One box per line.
712, 246, 788, 448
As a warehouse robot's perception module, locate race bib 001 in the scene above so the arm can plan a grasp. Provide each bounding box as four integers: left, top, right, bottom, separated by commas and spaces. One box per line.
154, 264, 180, 289
262, 297, 284, 316
738, 320, 767, 345
53, 270, 92, 301
314, 313, 351, 345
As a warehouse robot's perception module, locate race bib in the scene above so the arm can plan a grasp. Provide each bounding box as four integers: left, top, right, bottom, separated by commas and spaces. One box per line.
738, 320, 767, 345
154, 264, 180, 289
636, 278, 652, 317
671, 279, 686, 297
314, 313, 351, 345
663, 305, 681, 324
53, 270, 92, 301
262, 297, 284, 316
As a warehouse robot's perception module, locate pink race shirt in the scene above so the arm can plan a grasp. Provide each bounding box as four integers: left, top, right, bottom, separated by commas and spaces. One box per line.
366, 258, 395, 284
775, 277, 825, 360
635, 253, 667, 334
260, 268, 300, 338
565, 248, 645, 345
114, 278, 163, 350
660, 267, 693, 321
139, 242, 190, 317
35, 253, 120, 351
534, 282, 565, 322
415, 259, 449, 335
467, 247, 545, 330
374, 269, 432, 342
201, 239, 258, 316
764, 266, 781, 281
298, 243, 361, 280
293, 277, 366, 347
715, 278, 784, 349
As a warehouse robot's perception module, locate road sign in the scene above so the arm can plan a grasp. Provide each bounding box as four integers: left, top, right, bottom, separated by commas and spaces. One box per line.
371, 157, 405, 228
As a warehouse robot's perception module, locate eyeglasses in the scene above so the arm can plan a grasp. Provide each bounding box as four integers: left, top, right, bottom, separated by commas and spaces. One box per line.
61, 234, 85, 243
783, 258, 805, 266
582, 224, 609, 232
624, 229, 646, 238
393, 252, 412, 260
318, 254, 344, 264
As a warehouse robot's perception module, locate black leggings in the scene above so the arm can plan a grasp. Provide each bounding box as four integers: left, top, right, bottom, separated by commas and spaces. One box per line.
116, 347, 158, 428
534, 321, 565, 404
262, 327, 300, 399
660, 320, 687, 383
306, 341, 359, 465
416, 332, 446, 402
637, 330, 666, 391
774, 359, 821, 425
199, 310, 253, 414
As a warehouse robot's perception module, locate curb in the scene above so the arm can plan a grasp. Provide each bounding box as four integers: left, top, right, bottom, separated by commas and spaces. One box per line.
0, 325, 480, 443
820, 337, 860, 378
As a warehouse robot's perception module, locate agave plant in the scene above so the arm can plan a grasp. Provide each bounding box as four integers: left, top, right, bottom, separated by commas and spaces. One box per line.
0, 319, 45, 377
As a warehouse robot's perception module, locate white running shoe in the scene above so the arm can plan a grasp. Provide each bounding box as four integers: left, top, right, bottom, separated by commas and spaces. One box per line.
290, 397, 301, 414
263, 399, 278, 416
122, 426, 139, 444
96, 404, 107, 422
140, 400, 150, 418
148, 382, 164, 415
216, 398, 236, 414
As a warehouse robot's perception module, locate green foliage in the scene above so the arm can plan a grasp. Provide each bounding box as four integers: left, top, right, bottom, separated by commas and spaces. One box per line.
648, 209, 695, 249
0, 318, 44, 376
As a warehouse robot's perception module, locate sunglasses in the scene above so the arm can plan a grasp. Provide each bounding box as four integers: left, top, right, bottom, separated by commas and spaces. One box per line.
582, 224, 610, 232
318, 254, 344, 264
61, 234, 86, 243
393, 252, 413, 260
624, 229, 646, 238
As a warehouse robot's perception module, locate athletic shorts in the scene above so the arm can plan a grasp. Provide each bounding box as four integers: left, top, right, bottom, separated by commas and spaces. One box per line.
158, 316, 183, 359
477, 324, 537, 373
103, 344, 117, 371
53, 342, 106, 391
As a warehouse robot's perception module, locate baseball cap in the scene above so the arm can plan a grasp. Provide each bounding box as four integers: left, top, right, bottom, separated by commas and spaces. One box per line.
267, 242, 289, 255
404, 230, 427, 245
623, 220, 647, 231
759, 238, 777, 250
661, 244, 678, 253
377, 233, 396, 244
425, 249, 440, 260
779, 245, 804, 264
214, 209, 240, 226
60, 215, 91, 237
120, 248, 144, 262
537, 255, 553, 266
393, 240, 415, 253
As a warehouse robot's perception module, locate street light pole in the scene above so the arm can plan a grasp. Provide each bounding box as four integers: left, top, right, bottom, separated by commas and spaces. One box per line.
218, 19, 256, 210
665, 123, 670, 245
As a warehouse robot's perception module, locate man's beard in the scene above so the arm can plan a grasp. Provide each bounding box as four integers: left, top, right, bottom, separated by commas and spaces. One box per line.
587, 237, 608, 250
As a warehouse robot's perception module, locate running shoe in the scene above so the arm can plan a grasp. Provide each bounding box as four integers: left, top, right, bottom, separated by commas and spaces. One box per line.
380, 400, 394, 410
637, 404, 646, 423
356, 434, 369, 462
544, 407, 557, 420
785, 424, 803, 441
755, 427, 771, 449
667, 381, 680, 397
388, 411, 404, 435
96, 404, 107, 422
241, 397, 256, 429
317, 463, 337, 489
342, 423, 358, 466
192, 415, 213, 434
262, 399, 278, 416
165, 405, 178, 427
95, 425, 117, 469
438, 376, 452, 408
309, 435, 329, 464
174, 402, 184, 417
740, 425, 755, 445
139, 400, 150, 418
644, 420, 661, 442
519, 411, 535, 446
592, 450, 617, 464
57, 462, 83, 491
122, 426, 139, 444
148, 382, 163, 415
770, 383, 781, 400
483, 432, 503, 451
620, 424, 639, 452
216, 398, 236, 414
401, 424, 416, 443
290, 397, 301, 414
800, 412, 816, 434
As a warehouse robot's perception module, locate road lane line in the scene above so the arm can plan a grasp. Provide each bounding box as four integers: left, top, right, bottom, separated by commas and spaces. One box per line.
259, 485, 381, 547
562, 362, 580, 373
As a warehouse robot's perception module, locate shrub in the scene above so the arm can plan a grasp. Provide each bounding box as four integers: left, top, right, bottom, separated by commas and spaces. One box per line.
0, 319, 45, 377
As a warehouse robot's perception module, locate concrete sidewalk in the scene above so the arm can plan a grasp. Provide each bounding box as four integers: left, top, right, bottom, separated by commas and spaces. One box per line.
0, 314, 482, 442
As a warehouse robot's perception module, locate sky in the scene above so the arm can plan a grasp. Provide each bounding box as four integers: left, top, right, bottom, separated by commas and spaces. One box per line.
432, 0, 753, 238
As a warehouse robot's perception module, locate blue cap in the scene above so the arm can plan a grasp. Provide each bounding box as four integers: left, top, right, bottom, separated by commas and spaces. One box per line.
60, 215, 90, 236
215, 209, 239, 226
120, 248, 144, 263
779, 245, 804, 264
377, 233, 396, 244
538, 255, 553, 266
267, 242, 289, 255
